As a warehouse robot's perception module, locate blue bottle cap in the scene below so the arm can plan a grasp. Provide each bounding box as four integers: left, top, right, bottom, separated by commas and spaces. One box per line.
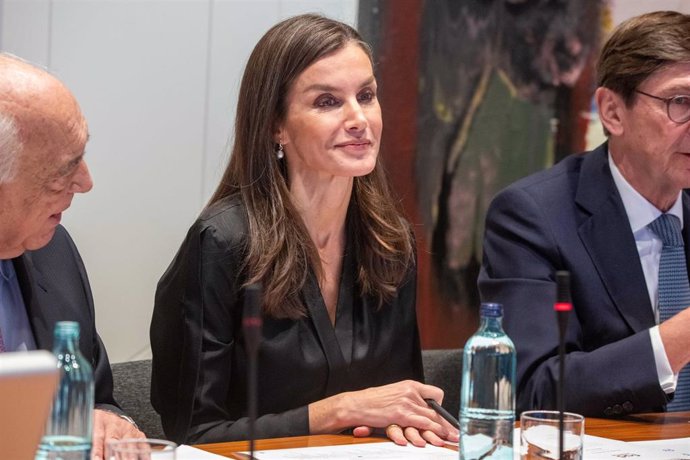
480, 302, 503, 317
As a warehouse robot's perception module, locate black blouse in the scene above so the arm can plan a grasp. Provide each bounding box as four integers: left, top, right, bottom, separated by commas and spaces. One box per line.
150, 196, 423, 444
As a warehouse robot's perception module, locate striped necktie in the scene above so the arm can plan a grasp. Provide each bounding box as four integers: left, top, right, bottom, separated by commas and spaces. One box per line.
649, 214, 690, 411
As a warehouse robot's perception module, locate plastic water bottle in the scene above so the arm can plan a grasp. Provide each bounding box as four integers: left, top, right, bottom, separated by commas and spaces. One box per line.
36, 321, 94, 459
459, 303, 516, 459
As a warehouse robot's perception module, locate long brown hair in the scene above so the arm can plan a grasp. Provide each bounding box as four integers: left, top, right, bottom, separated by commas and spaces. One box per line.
209, 14, 414, 318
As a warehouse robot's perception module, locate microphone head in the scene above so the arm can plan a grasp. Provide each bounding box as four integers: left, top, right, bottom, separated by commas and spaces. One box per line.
243, 283, 263, 327
243, 283, 263, 355
555, 271, 573, 311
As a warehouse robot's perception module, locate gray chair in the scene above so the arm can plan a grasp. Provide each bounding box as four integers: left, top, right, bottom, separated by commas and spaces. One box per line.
422, 348, 462, 417
111, 359, 164, 439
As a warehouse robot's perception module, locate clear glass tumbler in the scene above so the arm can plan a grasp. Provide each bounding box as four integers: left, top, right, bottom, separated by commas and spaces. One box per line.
520, 410, 584, 460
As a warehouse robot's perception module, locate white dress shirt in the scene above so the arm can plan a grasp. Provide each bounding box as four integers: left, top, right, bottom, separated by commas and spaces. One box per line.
608, 153, 678, 393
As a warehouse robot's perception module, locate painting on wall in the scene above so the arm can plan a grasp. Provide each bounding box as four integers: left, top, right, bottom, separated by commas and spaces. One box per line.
358, 0, 606, 347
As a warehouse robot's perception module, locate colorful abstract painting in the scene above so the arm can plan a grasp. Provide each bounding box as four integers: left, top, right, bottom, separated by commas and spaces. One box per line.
359, 0, 605, 347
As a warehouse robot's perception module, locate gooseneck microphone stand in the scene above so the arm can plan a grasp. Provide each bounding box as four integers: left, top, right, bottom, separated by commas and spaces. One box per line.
555, 271, 572, 460
243, 284, 263, 460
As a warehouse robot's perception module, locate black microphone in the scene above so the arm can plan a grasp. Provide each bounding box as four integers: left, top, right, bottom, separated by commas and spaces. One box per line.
554, 271, 572, 460
243, 283, 262, 459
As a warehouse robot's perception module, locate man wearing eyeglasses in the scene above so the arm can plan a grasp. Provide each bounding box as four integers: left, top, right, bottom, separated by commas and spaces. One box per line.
478, 11, 690, 416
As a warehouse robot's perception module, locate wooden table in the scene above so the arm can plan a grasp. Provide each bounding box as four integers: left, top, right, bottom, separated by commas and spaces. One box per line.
195, 411, 690, 458
197, 435, 388, 459
583, 411, 690, 442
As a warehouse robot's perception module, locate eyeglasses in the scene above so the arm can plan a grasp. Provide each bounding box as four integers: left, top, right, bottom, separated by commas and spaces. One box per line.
634, 89, 690, 124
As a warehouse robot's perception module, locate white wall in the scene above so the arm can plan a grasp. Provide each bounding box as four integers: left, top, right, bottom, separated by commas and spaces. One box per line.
611, 0, 690, 23
0, 0, 358, 362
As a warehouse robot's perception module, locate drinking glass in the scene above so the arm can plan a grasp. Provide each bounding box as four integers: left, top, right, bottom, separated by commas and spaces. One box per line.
106, 438, 176, 460
520, 411, 584, 460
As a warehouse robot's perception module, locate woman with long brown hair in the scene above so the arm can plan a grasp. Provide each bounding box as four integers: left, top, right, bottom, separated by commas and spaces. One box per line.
150, 13, 458, 447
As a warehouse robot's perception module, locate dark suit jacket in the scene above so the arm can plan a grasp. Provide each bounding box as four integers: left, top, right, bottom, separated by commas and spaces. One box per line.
479, 143, 676, 417
14, 225, 122, 414
150, 196, 424, 444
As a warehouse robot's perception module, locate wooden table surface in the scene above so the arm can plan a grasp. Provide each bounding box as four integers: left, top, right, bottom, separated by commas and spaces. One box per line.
195, 411, 690, 458
197, 434, 388, 458
583, 411, 690, 442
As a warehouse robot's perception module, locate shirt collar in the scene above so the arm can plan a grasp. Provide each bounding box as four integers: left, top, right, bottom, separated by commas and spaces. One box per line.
0, 259, 16, 282
608, 148, 683, 234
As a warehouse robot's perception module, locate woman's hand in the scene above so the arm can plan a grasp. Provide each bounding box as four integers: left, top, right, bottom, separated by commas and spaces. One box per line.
308, 380, 459, 446
353, 423, 456, 447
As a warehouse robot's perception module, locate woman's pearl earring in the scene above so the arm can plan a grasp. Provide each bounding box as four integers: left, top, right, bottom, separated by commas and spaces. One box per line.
276, 143, 284, 160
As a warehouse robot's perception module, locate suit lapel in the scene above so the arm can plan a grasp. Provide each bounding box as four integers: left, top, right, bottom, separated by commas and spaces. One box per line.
13, 253, 57, 349
575, 145, 655, 332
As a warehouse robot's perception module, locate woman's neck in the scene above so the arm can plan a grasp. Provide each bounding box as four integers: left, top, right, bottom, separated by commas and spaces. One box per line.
290, 175, 352, 250
290, 175, 352, 323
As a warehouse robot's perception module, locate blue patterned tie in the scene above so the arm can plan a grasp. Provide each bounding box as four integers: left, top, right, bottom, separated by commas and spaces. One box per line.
649, 214, 690, 411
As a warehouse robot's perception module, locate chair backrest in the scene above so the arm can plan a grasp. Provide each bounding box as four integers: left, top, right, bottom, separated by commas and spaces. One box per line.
111, 359, 164, 439
422, 348, 462, 417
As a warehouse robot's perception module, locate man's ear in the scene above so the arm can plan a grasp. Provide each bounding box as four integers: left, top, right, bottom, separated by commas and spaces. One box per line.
595, 87, 626, 137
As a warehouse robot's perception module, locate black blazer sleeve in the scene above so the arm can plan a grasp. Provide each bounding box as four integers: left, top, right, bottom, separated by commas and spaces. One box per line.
22, 225, 122, 415
150, 206, 308, 444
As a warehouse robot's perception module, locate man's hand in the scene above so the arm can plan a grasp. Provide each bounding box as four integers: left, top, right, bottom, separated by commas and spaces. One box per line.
91, 408, 145, 460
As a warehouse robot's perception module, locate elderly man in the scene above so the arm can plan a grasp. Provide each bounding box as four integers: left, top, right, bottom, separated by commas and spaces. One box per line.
0, 54, 143, 457
479, 10, 690, 416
